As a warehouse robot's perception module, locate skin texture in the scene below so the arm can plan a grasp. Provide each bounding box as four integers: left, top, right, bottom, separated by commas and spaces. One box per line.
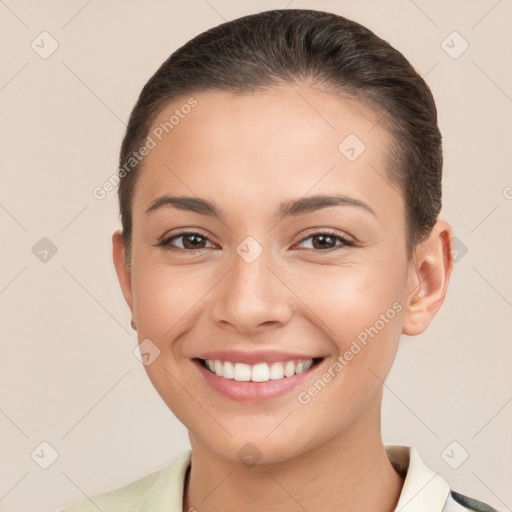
112, 84, 453, 512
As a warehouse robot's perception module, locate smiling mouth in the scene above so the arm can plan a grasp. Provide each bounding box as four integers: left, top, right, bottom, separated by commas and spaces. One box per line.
194, 357, 324, 383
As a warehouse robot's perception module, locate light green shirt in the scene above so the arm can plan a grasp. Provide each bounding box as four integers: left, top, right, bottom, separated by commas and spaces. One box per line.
59, 445, 473, 511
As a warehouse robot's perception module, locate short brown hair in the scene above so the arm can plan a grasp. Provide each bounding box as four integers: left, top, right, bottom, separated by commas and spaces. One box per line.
118, 9, 442, 261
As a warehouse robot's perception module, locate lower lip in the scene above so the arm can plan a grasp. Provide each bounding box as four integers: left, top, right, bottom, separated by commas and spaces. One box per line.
192, 359, 323, 402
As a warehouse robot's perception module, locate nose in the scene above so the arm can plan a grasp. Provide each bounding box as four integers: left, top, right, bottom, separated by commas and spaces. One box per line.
210, 244, 294, 334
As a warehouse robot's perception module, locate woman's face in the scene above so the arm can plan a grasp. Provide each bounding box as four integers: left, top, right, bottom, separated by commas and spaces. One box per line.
116, 85, 420, 463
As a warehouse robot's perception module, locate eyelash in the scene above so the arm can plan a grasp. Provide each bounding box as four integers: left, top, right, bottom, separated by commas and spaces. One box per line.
156, 229, 355, 255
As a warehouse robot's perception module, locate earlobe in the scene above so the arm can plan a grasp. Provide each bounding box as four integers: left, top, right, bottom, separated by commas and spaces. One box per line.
402, 220, 454, 336
112, 229, 135, 316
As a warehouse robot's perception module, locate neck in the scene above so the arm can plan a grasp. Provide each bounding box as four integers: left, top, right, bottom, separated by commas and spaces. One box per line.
183, 394, 404, 512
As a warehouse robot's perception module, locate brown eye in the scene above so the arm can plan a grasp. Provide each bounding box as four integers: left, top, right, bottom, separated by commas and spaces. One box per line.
296, 231, 354, 252
158, 231, 216, 253
179, 233, 208, 250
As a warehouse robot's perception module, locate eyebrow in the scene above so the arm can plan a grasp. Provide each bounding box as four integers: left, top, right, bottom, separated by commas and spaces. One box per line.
145, 193, 376, 220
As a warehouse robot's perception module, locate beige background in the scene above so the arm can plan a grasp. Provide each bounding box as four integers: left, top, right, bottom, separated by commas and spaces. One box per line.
1, 1, 511, 511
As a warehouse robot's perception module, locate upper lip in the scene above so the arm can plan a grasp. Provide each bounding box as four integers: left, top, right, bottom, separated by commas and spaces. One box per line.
193, 350, 323, 365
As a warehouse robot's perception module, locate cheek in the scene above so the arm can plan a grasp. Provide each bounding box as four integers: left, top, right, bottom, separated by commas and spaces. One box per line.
291, 264, 405, 419
297, 260, 406, 398
132, 263, 212, 343
296, 260, 405, 341
134, 266, 196, 332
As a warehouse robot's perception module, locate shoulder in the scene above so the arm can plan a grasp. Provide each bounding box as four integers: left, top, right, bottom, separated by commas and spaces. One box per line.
443, 490, 501, 512
58, 468, 161, 512
57, 471, 159, 512
59, 450, 192, 512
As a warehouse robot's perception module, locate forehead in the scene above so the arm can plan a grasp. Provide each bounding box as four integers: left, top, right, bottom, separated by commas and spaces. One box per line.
132, 85, 400, 220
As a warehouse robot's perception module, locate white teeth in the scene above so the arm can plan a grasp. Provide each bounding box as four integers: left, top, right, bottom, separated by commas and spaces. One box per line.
233, 362, 251, 381
214, 360, 224, 377
283, 361, 295, 377
269, 362, 284, 380
251, 363, 270, 382
203, 358, 316, 382
223, 361, 235, 379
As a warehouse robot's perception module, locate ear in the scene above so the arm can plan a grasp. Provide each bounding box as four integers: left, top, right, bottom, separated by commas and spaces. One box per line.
112, 229, 135, 317
402, 220, 454, 336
